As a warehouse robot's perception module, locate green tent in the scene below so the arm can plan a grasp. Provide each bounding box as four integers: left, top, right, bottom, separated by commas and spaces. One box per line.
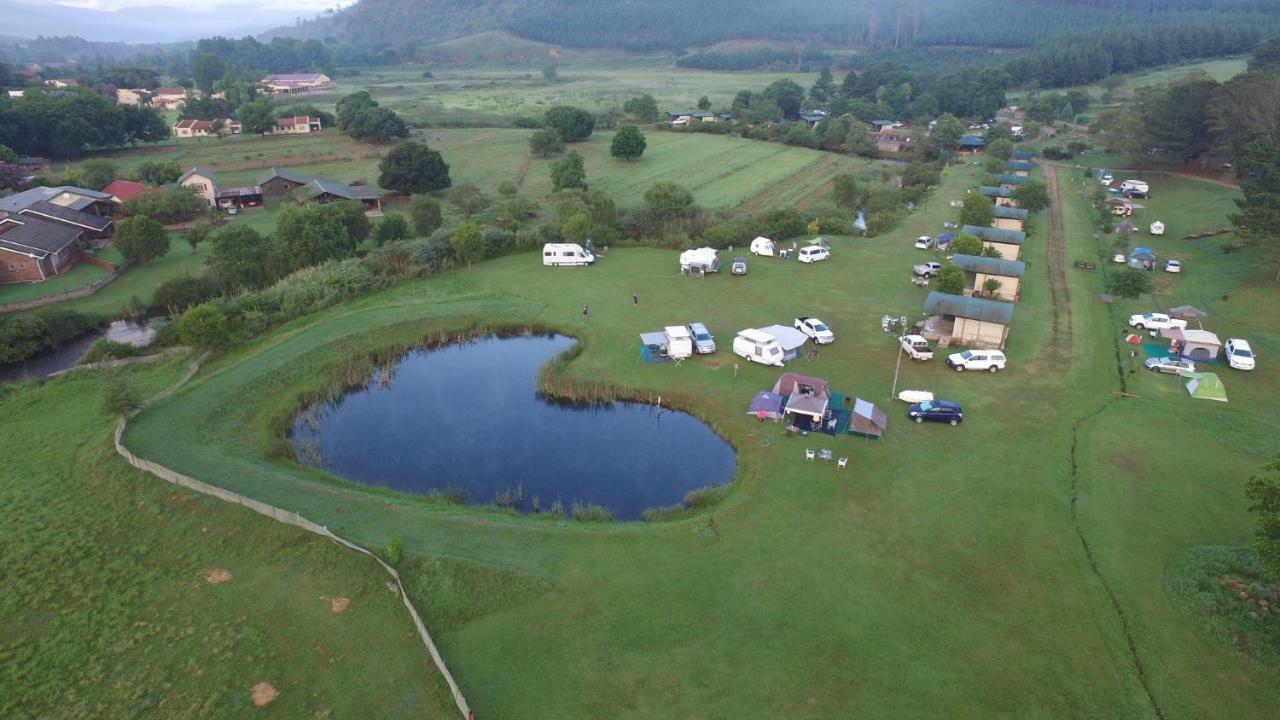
1185, 372, 1227, 402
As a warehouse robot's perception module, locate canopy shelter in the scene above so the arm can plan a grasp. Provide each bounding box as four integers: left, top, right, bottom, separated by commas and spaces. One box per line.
746, 391, 785, 421
638, 331, 670, 363
1169, 305, 1208, 328
784, 393, 829, 420
1186, 372, 1227, 402
760, 325, 809, 361
772, 372, 829, 398
847, 398, 888, 439
1162, 327, 1221, 361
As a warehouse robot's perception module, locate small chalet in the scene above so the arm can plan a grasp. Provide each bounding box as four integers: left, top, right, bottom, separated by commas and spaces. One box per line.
958, 134, 986, 154
260, 73, 334, 95
301, 178, 383, 214
870, 120, 896, 131
961, 224, 1025, 260
992, 205, 1029, 232
996, 173, 1028, 188
979, 185, 1016, 207
172, 119, 215, 138
950, 253, 1026, 301
921, 291, 1014, 349
180, 167, 219, 207
0, 215, 85, 284
1004, 160, 1034, 176
1012, 150, 1033, 160
274, 115, 323, 134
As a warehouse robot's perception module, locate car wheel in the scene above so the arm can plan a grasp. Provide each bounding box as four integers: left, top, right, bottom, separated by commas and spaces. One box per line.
954, 365, 964, 372
915, 416, 924, 424
1134, 323, 1145, 330
988, 365, 999, 373
949, 419, 958, 426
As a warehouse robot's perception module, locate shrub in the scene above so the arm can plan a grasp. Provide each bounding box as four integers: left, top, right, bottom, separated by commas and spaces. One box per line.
152, 275, 219, 312
571, 503, 613, 522
102, 374, 141, 416
936, 264, 966, 295
409, 195, 443, 237
80, 339, 146, 365
386, 536, 404, 566
543, 106, 595, 142
373, 213, 411, 245
529, 128, 565, 157
176, 303, 231, 349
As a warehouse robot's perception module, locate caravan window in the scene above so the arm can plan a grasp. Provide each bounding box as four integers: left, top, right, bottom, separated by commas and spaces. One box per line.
543, 250, 553, 256
754, 346, 763, 356
770, 347, 781, 356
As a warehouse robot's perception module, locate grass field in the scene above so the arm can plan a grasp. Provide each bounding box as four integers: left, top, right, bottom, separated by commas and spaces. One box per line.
88, 158, 1279, 718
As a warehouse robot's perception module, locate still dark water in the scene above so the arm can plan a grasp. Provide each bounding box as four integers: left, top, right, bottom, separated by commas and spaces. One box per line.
290, 334, 737, 520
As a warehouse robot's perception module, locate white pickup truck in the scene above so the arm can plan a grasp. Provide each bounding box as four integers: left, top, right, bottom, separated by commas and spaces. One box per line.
1128, 312, 1188, 331
794, 317, 835, 344
899, 335, 934, 360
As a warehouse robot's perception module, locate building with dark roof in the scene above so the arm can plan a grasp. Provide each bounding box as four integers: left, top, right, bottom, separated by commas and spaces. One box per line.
992, 204, 1029, 231
0, 185, 115, 219
922, 291, 1014, 349
1012, 150, 1033, 160
962, 224, 1025, 260
958, 134, 986, 153
302, 178, 383, 213
0, 215, 85, 283
257, 167, 320, 196
19, 201, 113, 238
996, 173, 1028, 187
950, 254, 1026, 301
1004, 160, 1034, 173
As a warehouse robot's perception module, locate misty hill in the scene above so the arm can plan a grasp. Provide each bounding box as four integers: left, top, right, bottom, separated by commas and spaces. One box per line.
0, 0, 320, 44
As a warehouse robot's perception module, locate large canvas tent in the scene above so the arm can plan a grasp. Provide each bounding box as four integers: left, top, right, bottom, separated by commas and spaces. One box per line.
746, 391, 785, 420
1186, 372, 1227, 402
638, 331, 670, 363
784, 393, 829, 420
1162, 327, 1221, 361
771, 373, 830, 398
847, 398, 889, 439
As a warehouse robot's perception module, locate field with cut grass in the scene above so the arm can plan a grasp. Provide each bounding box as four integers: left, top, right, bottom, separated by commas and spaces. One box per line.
96, 160, 1280, 718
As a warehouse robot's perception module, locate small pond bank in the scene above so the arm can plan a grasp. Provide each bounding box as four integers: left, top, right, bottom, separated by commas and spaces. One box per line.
0, 316, 166, 382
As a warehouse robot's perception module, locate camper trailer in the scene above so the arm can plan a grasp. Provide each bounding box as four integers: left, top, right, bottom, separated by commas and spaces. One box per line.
542, 243, 595, 266
750, 236, 776, 256
733, 328, 785, 366
664, 326, 694, 359
679, 247, 720, 275
1121, 179, 1149, 197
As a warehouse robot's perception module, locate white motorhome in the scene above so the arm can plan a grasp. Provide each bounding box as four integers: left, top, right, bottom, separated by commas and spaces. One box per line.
542, 243, 595, 266
750, 236, 776, 256
664, 325, 694, 359
733, 328, 785, 366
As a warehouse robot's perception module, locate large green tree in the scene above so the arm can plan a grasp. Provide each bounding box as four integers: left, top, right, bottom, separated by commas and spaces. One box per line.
544, 106, 595, 142
529, 128, 565, 158
550, 150, 587, 192
931, 114, 966, 153
378, 142, 451, 194
1231, 137, 1280, 280
1013, 181, 1051, 212
831, 173, 862, 210
208, 225, 272, 289
113, 216, 169, 265
236, 98, 276, 136
936, 264, 966, 295
348, 107, 409, 143
269, 204, 354, 277
336, 91, 379, 132
644, 181, 695, 218
610, 126, 647, 160
1248, 36, 1280, 75
409, 195, 443, 236
449, 221, 486, 268
191, 52, 226, 96
762, 78, 805, 117
959, 193, 995, 227
1245, 455, 1280, 576
622, 94, 660, 122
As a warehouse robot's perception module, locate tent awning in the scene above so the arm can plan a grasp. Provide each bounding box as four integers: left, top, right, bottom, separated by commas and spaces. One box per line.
747, 391, 785, 420
785, 393, 829, 419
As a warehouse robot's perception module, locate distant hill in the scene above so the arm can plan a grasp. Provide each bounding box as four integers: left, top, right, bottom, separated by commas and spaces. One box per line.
0, 0, 320, 44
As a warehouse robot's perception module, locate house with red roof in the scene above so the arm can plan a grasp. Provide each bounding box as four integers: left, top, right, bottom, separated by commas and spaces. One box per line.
102, 179, 147, 204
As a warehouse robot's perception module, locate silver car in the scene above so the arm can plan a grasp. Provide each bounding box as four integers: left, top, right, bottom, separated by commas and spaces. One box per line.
1143, 356, 1195, 375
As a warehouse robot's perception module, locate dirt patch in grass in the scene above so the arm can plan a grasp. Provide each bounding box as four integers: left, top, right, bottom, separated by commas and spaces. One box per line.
250, 681, 279, 707
205, 568, 233, 585
326, 596, 351, 614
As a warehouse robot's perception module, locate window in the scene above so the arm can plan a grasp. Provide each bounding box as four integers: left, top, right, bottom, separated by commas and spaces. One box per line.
754, 347, 762, 356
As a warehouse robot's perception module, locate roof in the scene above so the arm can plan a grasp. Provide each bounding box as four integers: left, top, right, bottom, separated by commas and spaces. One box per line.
950, 253, 1026, 278
959, 134, 986, 147
1165, 328, 1221, 346
993, 206, 1029, 220
1004, 160, 1034, 171
304, 178, 382, 201
924, 291, 1015, 326
0, 185, 111, 214
1012, 150, 1033, 160
784, 393, 828, 418
180, 167, 217, 183
102, 179, 147, 201
759, 325, 808, 351
1128, 246, 1155, 259
996, 174, 1028, 185
747, 391, 785, 419
772, 373, 830, 399
737, 328, 776, 343
215, 185, 263, 198
961, 224, 1025, 244
153, 86, 186, 96
173, 119, 215, 130
257, 167, 318, 186
979, 185, 1012, 198
849, 398, 888, 437
20, 201, 113, 232
276, 115, 321, 127
0, 215, 83, 257
639, 331, 667, 347
262, 73, 329, 84
871, 119, 895, 127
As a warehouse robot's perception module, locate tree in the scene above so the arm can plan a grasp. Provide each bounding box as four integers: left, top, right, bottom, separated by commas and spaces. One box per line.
610, 126, 647, 160
208, 225, 271, 289
936, 264, 965, 295
79, 159, 116, 190
1207, 71, 1280, 158
317, 200, 371, 246
185, 220, 212, 253
951, 233, 984, 256
497, 180, 518, 198
1231, 137, 1280, 280
448, 183, 491, 218
831, 173, 861, 210
153, 275, 219, 312
982, 277, 1003, 298
137, 160, 181, 186
542, 65, 559, 82
113, 216, 169, 265
643, 181, 695, 218
810, 67, 835, 104
931, 113, 966, 153
1245, 455, 1280, 577
449, 221, 486, 268
176, 303, 231, 349
269, 205, 354, 276
762, 78, 805, 117
1106, 268, 1154, 299
959, 193, 994, 228
0, 162, 22, 192
550, 150, 587, 192
0, 144, 17, 164
986, 138, 1014, 161
191, 52, 225, 96
336, 91, 378, 132
236, 98, 276, 136
347, 107, 409, 143
378, 142, 451, 194
102, 374, 141, 416
623, 94, 659, 122
373, 213, 410, 245
697, 95, 711, 111
409, 195, 443, 236
1248, 37, 1280, 76
1012, 181, 1051, 212
544, 106, 595, 142
529, 128, 565, 157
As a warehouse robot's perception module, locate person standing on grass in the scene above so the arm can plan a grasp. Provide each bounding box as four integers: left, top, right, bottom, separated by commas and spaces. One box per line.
632, 292, 639, 307
582, 304, 589, 317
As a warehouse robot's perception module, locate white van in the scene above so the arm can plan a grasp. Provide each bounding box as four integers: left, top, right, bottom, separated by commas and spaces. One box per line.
750, 236, 776, 256
542, 243, 595, 266
733, 328, 785, 366
664, 326, 694, 359
797, 246, 830, 263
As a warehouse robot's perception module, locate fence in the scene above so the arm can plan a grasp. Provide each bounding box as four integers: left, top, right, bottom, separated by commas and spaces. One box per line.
0, 260, 133, 314
46, 346, 189, 378
112, 354, 472, 718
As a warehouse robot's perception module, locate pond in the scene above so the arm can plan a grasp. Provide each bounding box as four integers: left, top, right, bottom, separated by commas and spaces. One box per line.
289, 334, 737, 520
0, 316, 167, 383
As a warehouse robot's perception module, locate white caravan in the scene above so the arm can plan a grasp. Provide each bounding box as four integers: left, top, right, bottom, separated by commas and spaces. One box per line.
750, 236, 776, 256
542, 243, 595, 266
664, 326, 694, 359
732, 328, 785, 366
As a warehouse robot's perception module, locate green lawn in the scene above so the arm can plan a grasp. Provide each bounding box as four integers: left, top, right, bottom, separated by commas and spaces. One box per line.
109, 162, 1280, 718
0, 261, 110, 305
0, 361, 455, 719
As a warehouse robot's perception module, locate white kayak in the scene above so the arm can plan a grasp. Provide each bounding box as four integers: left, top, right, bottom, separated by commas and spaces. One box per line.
897, 390, 934, 404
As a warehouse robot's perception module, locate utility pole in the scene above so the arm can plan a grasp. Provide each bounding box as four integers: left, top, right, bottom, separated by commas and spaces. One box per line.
890, 340, 904, 401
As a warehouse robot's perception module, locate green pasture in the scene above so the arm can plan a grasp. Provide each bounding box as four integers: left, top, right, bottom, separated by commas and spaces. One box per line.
110, 160, 1279, 717
0, 361, 453, 719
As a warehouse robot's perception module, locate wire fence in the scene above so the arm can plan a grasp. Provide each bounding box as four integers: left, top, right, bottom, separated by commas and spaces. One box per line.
112, 353, 473, 719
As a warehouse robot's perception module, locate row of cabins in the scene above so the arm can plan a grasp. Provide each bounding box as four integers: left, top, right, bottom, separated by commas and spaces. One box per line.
921, 150, 1037, 348
0, 186, 116, 284
172, 115, 321, 139
178, 166, 383, 215
110, 73, 332, 112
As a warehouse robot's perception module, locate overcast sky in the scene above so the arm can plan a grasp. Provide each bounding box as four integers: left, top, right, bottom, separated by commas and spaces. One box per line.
16, 0, 351, 10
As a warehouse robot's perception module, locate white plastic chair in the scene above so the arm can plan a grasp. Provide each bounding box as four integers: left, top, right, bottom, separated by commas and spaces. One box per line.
805, 449, 815, 461
837, 457, 848, 470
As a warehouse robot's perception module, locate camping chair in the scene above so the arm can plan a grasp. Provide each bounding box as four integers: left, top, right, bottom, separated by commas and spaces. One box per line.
837, 457, 848, 469
805, 449, 815, 461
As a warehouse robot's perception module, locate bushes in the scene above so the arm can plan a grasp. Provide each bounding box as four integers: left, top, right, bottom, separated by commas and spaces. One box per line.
0, 308, 100, 364
152, 275, 220, 312
79, 339, 147, 365
175, 303, 232, 349
122, 187, 207, 224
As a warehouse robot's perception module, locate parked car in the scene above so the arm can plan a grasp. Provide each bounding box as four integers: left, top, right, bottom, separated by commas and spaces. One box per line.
900, 335, 934, 361
946, 349, 1007, 373
731, 256, 748, 275
1143, 356, 1196, 375
1112, 254, 1126, 264
914, 235, 933, 250
942, 220, 959, 229
797, 246, 830, 263
1224, 338, 1256, 371
913, 261, 943, 278
793, 317, 834, 344
907, 400, 964, 426
1128, 313, 1188, 331
687, 322, 716, 354
1164, 259, 1182, 273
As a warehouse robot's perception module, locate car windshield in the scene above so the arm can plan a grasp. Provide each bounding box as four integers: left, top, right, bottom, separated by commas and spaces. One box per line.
919, 402, 933, 411
813, 323, 828, 332
696, 333, 711, 341
1233, 348, 1253, 357
960, 351, 974, 360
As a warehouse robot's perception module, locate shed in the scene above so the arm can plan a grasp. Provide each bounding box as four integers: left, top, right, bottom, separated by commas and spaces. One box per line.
771, 373, 830, 398
993, 205, 1028, 231
922, 291, 1014, 349
1127, 246, 1156, 271
950, 253, 1025, 301
962, 224, 1025, 260
1186, 373, 1227, 402
759, 325, 808, 361
1163, 328, 1221, 361
638, 331, 669, 363
747, 391, 785, 421
958, 134, 986, 152
847, 398, 888, 439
